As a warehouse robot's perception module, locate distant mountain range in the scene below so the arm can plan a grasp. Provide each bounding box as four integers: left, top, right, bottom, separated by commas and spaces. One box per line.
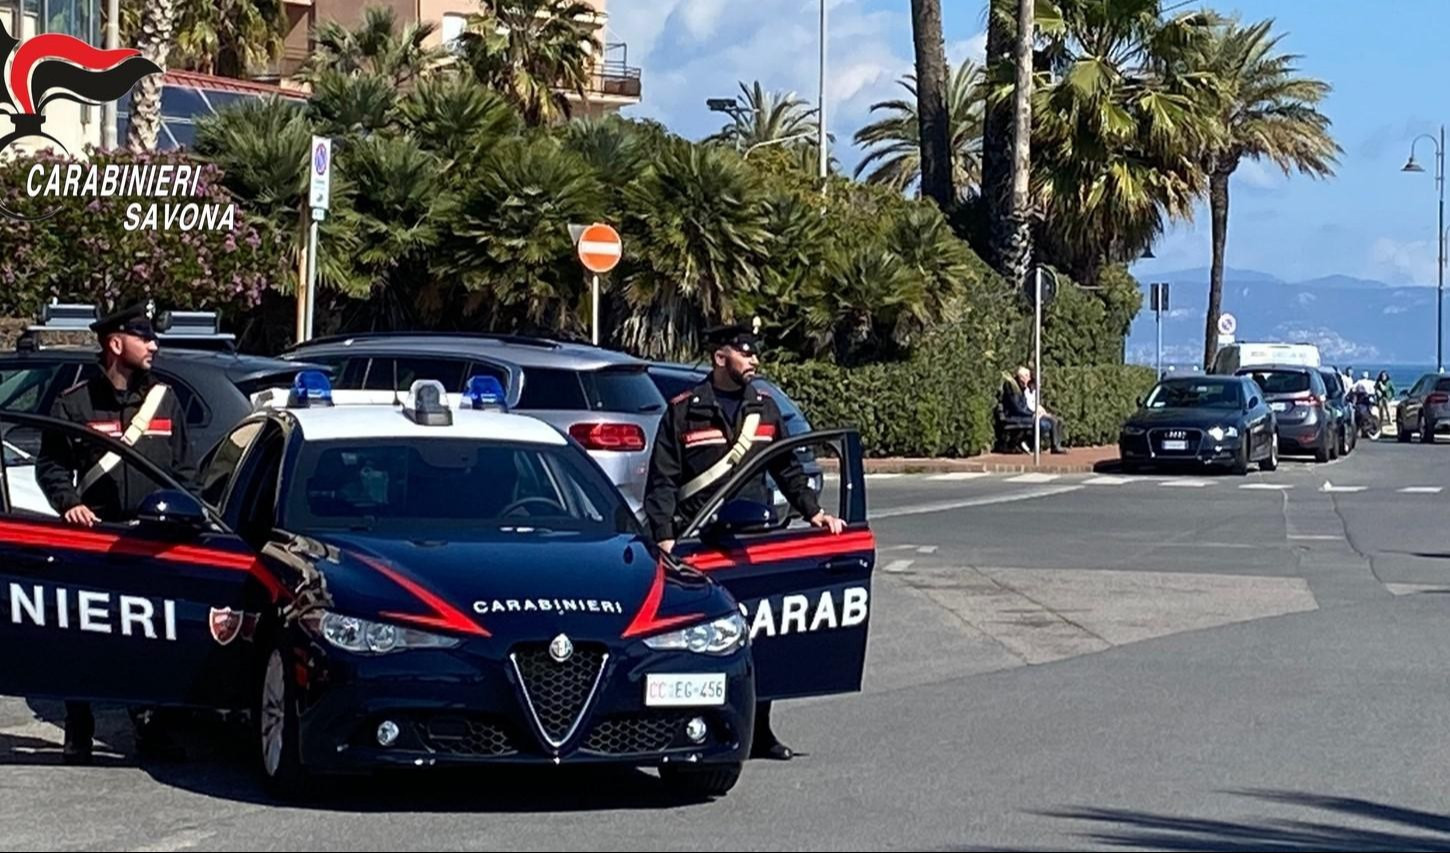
1125, 266, 1437, 366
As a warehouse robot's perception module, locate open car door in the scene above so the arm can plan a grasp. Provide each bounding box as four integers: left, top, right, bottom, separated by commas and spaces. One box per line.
669, 429, 873, 701
0, 412, 278, 711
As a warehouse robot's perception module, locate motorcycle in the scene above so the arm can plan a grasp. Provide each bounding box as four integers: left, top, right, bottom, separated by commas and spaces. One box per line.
1349, 389, 1381, 440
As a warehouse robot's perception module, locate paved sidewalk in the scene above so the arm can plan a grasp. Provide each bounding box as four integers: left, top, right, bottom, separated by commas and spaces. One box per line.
823, 444, 1120, 475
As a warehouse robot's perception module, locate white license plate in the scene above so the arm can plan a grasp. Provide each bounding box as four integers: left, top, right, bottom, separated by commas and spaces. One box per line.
1271, 402, 1289, 412
645, 673, 727, 707
1163, 439, 1188, 451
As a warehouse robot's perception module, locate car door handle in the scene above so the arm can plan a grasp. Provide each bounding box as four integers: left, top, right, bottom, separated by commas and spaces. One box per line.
824, 557, 868, 574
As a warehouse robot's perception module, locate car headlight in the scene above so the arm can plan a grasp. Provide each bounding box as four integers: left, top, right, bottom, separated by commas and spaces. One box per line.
303, 611, 461, 655
1207, 426, 1240, 441
642, 613, 747, 656
1122, 425, 1146, 436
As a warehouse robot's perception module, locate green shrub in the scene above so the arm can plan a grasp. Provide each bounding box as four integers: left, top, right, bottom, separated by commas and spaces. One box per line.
767, 359, 1155, 457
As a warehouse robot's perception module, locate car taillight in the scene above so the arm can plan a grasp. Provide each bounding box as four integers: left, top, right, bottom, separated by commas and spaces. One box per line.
569, 422, 647, 451
1429, 392, 1450, 405
1288, 392, 1322, 407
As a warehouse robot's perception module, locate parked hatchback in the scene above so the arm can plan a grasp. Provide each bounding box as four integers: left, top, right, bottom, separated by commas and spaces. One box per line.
1316, 368, 1356, 457
282, 333, 667, 512
1235, 365, 1334, 462
1396, 372, 1450, 444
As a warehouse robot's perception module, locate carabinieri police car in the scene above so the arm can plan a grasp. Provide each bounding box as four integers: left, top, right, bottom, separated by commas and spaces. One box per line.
0, 372, 875, 799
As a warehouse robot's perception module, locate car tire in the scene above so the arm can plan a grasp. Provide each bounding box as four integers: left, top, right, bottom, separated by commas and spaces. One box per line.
1340, 425, 1352, 456
1329, 432, 1340, 460
259, 644, 310, 800
1260, 436, 1280, 472
1424, 417, 1436, 445
1231, 445, 1250, 476
659, 762, 742, 798
1121, 460, 1142, 475
1399, 420, 1413, 443
1314, 433, 1332, 463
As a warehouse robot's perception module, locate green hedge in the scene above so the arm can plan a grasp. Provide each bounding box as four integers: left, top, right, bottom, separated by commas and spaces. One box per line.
766, 359, 1157, 457
1042, 365, 1159, 447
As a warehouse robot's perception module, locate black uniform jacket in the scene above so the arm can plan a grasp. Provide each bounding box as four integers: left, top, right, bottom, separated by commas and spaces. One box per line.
643, 378, 820, 541
35, 371, 194, 521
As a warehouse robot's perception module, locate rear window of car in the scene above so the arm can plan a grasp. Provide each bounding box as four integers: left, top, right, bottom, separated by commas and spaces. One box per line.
517, 367, 588, 410
648, 369, 700, 401
1242, 370, 1311, 394
0, 364, 66, 413
1436, 379, 1450, 393
581, 368, 664, 413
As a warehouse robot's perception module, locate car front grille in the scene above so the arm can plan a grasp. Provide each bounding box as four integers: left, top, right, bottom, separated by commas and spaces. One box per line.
415, 715, 519, 757
582, 713, 688, 755
511, 641, 608, 747
1150, 428, 1202, 455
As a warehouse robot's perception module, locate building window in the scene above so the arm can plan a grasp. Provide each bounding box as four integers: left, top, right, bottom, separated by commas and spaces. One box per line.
442, 13, 466, 51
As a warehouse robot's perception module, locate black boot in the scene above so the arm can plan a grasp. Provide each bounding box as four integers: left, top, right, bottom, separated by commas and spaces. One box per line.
62, 701, 94, 765
749, 701, 793, 761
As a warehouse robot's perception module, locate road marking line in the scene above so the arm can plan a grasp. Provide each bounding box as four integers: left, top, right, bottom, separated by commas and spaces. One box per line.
916, 545, 938, 554
866, 473, 904, 480
1006, 473, 1059, 483
873, 485, 1083, 519
1084, 476, 1132, 486
1289, 534, 1341, 541
1161, 480, 1211, 488
1241, 483, 1293, 490
883, 559, 915, 574
130, 830, 218, 853
927, 471, 990, 481
1320, 482, 1366, 493
1401, 486, 1444, 494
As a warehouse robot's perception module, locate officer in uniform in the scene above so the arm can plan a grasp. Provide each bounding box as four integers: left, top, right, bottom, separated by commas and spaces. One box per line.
35, 302, 194, 764
643, 323, 845, 761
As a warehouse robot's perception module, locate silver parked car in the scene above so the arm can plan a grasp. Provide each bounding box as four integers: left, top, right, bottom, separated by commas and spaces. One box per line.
282, 333, 666, 513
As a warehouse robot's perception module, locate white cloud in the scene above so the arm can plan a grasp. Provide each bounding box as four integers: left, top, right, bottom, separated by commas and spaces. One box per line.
1234, 159, 1284, 191
1370, 236, 1439, 285
948, 31, 988, 66
606, 0, 975, 174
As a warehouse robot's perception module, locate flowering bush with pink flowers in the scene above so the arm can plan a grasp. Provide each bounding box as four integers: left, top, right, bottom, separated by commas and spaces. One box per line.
0, 147, 289, 322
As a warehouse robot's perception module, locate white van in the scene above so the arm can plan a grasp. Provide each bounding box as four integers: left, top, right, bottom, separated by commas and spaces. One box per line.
1210, 342, 1322, 375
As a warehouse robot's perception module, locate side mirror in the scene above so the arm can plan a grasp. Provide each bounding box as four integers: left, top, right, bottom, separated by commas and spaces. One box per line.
137, 489, 208, 530
704, 499, 777, 538
1136, 396, 1145, 408
1248, 396, 1260, 409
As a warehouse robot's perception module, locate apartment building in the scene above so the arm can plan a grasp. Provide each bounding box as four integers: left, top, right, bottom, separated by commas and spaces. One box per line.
273, 0, 641, 118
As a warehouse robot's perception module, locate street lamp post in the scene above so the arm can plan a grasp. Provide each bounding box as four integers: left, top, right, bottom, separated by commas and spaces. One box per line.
818, 0, 828, 183
1403, 125, 1445, 372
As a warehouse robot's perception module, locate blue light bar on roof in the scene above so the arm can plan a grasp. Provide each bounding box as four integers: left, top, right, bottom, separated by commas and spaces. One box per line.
463, 375, 508, 411
288, 370, 333, 407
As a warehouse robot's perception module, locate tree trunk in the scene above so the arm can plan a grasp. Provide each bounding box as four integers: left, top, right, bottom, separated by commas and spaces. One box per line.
979, 0, 1014, 277
1203, 165, 1233, 370
1001, 0, 1034, 290
125, 0, 173, 151
909, 0, 954, 210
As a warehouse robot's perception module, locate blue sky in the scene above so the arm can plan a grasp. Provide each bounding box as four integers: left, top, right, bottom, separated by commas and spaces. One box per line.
609, 0, 1450, 287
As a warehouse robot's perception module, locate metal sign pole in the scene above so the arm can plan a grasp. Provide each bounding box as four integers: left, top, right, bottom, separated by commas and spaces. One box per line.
1156, 304, 1163, 378
303, 212, 321, 342
592, 274, 601, 346
1034, 267, 1042, 466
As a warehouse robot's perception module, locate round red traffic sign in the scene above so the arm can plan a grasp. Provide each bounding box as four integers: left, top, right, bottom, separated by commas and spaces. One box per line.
577, 223, 622, 274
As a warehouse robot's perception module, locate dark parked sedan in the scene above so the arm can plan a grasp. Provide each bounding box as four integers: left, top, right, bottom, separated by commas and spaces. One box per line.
1119, 375, 1279, 474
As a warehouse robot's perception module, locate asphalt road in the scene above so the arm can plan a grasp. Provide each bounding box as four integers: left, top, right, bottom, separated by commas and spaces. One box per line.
6, 437, 1450, 851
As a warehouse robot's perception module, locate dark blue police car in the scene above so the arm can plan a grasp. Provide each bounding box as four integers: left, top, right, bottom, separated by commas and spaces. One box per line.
0, 373, 874, 799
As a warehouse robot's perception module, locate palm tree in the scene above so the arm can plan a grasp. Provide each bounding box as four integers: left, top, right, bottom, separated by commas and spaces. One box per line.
456, 0, 601, 127
709, 81, 819, 153
299, 6, 447, 87
122, 0, 288, 78
1195, 18, 1338, 369
978, 0, 1015, 276
617, 139, 772, 359
910, 0, 955, 210
125, 0, 173, 150
854, 59, 985, 196
1030, 0, 1220, 284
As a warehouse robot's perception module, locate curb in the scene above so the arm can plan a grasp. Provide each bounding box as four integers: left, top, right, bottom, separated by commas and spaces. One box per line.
821, 448, 1120, 476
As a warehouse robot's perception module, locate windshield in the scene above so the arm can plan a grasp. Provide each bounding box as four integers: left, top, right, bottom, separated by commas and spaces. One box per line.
1241, 370, 1311, 395
284, 439, 641, 537
1145, 380, 1243, 409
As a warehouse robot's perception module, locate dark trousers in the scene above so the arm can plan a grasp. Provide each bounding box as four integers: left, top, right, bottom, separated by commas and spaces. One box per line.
1028, 416, 1065, 452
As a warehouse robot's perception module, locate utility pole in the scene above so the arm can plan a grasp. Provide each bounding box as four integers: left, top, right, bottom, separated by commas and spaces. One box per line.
818, 0, 828, 183
102, 0, 118, 149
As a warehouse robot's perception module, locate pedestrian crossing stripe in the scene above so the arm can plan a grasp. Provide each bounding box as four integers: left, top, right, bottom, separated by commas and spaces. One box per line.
1006, 473, 1059, 484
